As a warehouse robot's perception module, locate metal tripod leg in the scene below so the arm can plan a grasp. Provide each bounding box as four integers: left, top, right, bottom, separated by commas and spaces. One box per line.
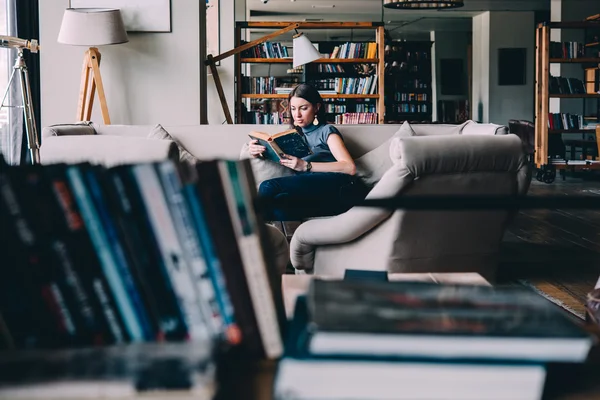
0, 51, 40, 164
19, 61, 40, 164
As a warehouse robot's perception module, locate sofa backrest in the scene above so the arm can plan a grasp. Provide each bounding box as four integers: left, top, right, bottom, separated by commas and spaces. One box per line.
41, 121, 508, 165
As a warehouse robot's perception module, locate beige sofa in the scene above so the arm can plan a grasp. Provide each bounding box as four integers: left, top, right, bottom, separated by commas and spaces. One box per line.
41, 121, 521, 279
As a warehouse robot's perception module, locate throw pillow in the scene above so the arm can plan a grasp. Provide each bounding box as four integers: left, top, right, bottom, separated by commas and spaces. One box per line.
147, 124, 197, 164
239, 142, 296, 187
354, 121, 415, 187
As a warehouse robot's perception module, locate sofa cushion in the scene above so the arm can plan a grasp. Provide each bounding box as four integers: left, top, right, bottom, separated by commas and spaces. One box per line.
42, 121, 96, 138
40, 135, 179, 167
240, 143, 296, 186
355, 121, 415, 187
147, 124, 196, 164
411, 121, 467, 136
461, 120, 508, 135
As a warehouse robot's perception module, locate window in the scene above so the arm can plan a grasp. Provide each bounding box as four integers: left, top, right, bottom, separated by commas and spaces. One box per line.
0, 0, 19, 164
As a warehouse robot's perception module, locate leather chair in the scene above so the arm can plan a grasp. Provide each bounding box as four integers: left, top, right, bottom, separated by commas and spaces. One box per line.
290, 134, 531, 282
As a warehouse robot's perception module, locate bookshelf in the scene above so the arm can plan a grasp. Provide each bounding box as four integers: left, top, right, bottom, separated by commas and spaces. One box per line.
383, 41, 433, 124
235, 21, 385, 124
534, 18, 600, 182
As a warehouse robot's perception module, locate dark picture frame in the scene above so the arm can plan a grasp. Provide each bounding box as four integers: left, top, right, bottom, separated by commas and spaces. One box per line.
440, 59, 466, 96
498, 48, 527, 86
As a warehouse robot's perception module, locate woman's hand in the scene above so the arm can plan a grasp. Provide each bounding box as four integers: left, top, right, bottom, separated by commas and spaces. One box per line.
279, 154, 307, 172
248, 139, 266, 158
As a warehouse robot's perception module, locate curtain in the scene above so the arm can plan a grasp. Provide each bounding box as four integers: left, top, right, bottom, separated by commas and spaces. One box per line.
0, 0, 40, 165
16, 0, 40, 164
0, 0, 22, 164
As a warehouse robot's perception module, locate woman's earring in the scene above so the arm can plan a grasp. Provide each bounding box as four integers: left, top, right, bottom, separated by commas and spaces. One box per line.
313, 116, 319, 126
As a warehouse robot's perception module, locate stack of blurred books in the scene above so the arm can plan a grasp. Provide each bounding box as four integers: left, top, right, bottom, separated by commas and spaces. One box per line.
275, 280, 595, 400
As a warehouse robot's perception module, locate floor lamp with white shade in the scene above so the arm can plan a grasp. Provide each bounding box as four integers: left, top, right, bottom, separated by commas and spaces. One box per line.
57, 8, 129, 124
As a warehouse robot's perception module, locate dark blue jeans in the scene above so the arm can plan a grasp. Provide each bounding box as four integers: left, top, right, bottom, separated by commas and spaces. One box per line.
257, 172, 370, 221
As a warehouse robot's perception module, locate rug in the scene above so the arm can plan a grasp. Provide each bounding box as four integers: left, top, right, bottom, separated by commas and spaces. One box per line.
518, 279, 588, 320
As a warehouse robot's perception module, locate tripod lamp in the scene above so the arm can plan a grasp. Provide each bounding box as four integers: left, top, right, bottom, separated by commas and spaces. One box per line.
58, 8, 128, 124
205, 23, 321, 124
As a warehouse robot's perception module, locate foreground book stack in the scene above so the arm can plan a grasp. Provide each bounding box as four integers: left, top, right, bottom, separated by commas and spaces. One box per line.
0, 156, 288, 395
274, 280, 595, 400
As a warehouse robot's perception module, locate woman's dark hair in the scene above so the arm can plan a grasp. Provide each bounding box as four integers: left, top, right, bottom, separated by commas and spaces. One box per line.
287, 84, 326, 128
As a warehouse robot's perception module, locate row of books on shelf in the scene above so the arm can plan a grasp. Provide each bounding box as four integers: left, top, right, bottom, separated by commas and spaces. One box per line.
332, 112, 378, 124
274, 278, 594, 400
389, 103, 429, 114
242, 76, 285, 95
329, 42, 377, 59
549, 76, 587, 94
386, 62, 425, 73
385, 49, 430, 63
243, 111, 287, 125
271, 86, 339, 96
240, 41, 289, 59
324, 103, 377, 114
334, 75, 378, 95
550, 41, 587, 59
315, 64, 346, 73
392, 92, 428, 102
548, 113, 586, 130
550, 158, 600, 165
387, 78, 429, 90
0, 156, 286, 360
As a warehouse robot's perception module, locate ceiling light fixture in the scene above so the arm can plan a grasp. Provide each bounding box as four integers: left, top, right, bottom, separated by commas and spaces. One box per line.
383, 0, 464, 9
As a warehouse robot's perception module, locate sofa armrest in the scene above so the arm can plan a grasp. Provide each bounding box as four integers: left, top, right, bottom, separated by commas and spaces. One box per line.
42, 122, 96, 139
290, 163, 413, 272
40, 135, 179, 167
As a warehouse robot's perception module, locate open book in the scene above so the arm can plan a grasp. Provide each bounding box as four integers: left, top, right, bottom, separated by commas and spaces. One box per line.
249, 128, 313, 162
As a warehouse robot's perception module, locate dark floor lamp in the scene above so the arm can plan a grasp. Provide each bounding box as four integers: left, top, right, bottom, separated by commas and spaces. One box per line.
205, 22, 321, 124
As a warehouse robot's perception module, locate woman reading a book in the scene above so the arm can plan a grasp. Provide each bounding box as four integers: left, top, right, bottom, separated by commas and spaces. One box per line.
247, 84, 369, 221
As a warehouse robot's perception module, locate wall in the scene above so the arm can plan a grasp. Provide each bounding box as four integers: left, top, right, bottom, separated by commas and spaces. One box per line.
472, 12, 490, 123
471, 11, 535, 125
432, 30, 470, 121
488, 11, 535, 125
39, 0, 204, 127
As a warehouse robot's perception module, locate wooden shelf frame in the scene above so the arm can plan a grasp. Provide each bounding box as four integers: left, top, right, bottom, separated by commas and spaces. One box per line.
549, 58, 600, 63
235, 21, 386, 124
535, 22, 600, 168
240, 58, 380, 64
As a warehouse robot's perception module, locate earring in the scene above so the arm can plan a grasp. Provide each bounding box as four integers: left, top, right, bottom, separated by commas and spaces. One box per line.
313, 116, 319, 126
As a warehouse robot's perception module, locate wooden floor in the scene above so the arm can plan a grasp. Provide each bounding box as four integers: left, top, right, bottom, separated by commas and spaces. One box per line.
498, 172, 600, 318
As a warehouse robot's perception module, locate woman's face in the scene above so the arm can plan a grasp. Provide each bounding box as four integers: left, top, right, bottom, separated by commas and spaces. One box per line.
290, 96, 319, 128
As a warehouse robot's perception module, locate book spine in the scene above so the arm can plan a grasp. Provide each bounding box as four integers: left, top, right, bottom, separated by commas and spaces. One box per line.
0, 170, 75, 346
155, 161, 223, 337
194, 161, 263, 355
218, 160, 283, 359
83, 168, 155, 341
109, 167, 189, 341
49, 172, 127, 344
24, 166, 107, 345
132, 164, 210, 341
183, 184, 239, 343
66, 166, 144, 341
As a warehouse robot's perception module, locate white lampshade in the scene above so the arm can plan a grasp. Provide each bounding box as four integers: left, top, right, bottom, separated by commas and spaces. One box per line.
58, 8, 129, 46
293, 32, 321, 68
